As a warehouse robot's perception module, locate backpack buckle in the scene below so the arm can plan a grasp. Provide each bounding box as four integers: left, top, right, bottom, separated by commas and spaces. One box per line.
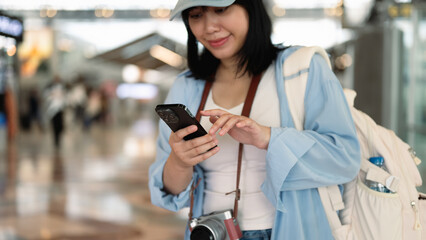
385, 176, 399, 193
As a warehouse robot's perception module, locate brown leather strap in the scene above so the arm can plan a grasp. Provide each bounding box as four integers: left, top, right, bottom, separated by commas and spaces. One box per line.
231, 74, 261, 219
188, 177, 201, 223
195, 81, 212, 122
241, 74, 261, 117
189, 74, 261, 222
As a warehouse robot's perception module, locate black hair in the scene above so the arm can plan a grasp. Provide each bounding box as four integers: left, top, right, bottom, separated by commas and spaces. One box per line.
182, 0, 284, 81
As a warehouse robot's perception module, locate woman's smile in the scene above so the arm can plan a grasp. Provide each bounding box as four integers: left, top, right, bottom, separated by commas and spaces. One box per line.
208, 36, 230, 48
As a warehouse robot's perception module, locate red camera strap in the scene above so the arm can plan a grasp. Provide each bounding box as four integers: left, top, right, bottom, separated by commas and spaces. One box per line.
189, 74, 261, 222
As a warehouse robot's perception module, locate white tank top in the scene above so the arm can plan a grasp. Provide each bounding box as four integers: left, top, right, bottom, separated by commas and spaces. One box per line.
199, 64, 280, 231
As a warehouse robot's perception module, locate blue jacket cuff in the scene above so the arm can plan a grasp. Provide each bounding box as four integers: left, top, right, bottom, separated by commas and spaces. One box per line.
262, 127, 315, 211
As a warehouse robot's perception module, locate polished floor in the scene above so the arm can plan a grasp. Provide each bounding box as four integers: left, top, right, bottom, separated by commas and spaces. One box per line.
0, 120, 187, 240
1, 117, 426, 240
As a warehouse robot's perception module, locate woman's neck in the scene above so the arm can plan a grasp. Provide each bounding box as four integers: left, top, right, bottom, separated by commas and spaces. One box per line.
216, 60, 250, 84
211, 62, 253, 110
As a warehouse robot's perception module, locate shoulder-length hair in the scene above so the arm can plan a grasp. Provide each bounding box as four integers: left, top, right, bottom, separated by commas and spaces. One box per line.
182, 0, 283, 81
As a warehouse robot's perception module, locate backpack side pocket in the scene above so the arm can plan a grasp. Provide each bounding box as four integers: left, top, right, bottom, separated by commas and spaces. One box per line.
351, 178, 402, 240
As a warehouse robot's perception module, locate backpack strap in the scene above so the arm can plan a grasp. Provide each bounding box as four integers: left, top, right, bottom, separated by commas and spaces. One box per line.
317, 186, 345, 229
283, 46, 345, 235
344, 90, 400, 193
283, 46, 331, 130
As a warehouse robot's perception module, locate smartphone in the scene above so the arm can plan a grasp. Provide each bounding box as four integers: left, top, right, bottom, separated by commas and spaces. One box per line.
155, 104, 209, 141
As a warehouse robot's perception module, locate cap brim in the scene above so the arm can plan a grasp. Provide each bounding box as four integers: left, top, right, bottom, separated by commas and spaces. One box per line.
169, 0, 236, 21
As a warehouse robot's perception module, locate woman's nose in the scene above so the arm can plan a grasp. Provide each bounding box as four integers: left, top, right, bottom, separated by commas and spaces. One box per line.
204, 12, 220, 33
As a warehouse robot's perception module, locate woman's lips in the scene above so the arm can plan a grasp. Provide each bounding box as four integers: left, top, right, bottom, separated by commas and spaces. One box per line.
208, 36, 229, 48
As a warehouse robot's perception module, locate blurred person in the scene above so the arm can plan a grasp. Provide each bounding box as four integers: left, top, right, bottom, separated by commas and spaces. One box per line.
84, 88, 102, 130
68, 76, 87, 127
148, 0, 361, 240
4, 87, 18, 141
44, 75, 67, 149
99, 90, 111, 125
28, 88, 43, 131
0, 85, 18, 155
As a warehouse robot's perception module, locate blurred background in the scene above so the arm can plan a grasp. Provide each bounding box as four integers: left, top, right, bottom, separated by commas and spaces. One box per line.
0, 0, 425, 239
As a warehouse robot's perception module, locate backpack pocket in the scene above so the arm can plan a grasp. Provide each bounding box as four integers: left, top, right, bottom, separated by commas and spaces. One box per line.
351, 180, 402, 240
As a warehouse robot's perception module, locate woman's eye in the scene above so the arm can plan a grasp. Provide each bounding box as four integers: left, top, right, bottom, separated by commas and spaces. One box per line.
189, 13, 201, 19
189, 11, 202, 19
188, 8, 203, 19
215, 7, 228, 13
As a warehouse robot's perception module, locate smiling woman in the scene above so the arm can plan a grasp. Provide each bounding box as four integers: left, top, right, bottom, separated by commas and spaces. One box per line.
186, 5, 249, 64
149, 0, 361, 240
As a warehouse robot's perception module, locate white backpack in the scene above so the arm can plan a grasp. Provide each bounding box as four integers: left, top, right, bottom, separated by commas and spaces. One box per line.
283, 46, 426, 240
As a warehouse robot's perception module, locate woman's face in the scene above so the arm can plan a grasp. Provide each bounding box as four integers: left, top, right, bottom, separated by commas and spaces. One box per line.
188, 5, 249, 63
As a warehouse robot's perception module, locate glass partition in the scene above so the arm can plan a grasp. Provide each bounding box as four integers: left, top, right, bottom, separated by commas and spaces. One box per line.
408, 4, 426, 193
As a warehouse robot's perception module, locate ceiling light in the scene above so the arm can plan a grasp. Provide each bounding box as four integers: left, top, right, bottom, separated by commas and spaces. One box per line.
122, 64, 141, 83
116, 83, 158, 100
7, 45, 16, 56
149, 45, 184, 68
274, 0, 341, 9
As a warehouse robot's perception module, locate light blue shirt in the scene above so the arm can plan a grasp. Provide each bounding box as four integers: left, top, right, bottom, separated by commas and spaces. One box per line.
149, 47, 361, 240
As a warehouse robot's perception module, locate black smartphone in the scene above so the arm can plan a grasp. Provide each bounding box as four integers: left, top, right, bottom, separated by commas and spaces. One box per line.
155, 104, 209, 141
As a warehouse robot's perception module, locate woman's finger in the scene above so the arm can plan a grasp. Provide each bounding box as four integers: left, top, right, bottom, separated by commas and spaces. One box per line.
218, 116, 242, 136
170, 133, 216, 167
173, 125, 198, 141
236, 118, 253, 129
182, 134, 215, 152
187, 137, 219, 157
208, 114, 233, 135
191, 145, 220, 165
200, 109, 227, 117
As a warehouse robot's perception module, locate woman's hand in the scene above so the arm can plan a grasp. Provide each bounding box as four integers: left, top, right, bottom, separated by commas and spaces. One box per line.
163, 125, 219, 195
168, 125, 219, 170
201, 109, 271, 149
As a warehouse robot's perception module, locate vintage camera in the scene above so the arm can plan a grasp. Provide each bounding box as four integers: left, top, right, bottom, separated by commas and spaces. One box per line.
189, 210, 242, 240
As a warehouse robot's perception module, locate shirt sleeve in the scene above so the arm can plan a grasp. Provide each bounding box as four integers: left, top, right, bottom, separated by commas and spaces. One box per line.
262, 54, 361, 208
148, 74, 203, 212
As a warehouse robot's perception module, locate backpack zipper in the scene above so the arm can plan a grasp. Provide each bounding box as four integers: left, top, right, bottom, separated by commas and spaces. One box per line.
409, 147, 421, 166
407, 147, 422, 230
410, 201, 422, 230
392, 136, 423, 231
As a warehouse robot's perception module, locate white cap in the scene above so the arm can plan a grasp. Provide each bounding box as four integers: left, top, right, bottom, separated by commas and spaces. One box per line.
169, 0, 236, 20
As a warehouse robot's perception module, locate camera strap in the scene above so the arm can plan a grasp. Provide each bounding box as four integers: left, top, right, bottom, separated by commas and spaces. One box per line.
190, 74, 262, 222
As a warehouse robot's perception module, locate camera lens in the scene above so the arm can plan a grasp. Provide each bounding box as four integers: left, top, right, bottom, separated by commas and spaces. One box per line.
157, 110, 167, 119
190, 218, 226, 240
158, 109, 179, 124
190, 226, 214, 240
168, 112, 179, 123
164, 109, 178, 124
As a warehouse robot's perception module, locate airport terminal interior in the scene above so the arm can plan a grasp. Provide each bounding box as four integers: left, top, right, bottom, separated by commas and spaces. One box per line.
0, 0, 425, 239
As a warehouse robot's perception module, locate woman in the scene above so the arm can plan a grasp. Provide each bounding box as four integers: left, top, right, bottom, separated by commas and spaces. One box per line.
149, 0, 361, 239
